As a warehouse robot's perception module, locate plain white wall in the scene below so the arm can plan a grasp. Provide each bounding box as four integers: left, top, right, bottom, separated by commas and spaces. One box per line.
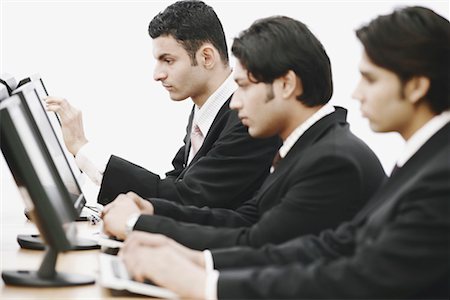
1, 0, 448, 184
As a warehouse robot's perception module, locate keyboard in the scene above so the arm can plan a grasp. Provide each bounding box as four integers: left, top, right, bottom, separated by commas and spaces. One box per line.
98, 253, 178, 299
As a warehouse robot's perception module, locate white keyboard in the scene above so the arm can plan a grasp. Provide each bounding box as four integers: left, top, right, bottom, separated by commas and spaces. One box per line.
98, 253, 178, 299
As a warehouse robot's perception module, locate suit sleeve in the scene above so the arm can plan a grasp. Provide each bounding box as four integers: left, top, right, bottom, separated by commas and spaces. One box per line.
216, 174, 450, 298
134, 153, 368, 250
155, 119, 280, 208
211, 220, 358, 269
96, 146, 186, 206
149, 197, 259, 227
97, 112, 280, 208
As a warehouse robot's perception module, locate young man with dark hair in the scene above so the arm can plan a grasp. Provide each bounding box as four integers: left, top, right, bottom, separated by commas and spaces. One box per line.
119, 7, 449, 299
46, 0, 280, 209
101, 16, 385, 251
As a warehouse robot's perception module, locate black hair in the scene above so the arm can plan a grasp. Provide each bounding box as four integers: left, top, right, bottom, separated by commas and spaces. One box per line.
356, 6, 450, 113
232, 16, 333, 106
149, 0, 229, 66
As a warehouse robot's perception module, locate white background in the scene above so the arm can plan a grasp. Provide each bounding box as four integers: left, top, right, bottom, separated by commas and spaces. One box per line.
1, 0, 449, 199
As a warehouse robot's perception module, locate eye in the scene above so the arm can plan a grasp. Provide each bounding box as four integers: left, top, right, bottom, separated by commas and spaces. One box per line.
362, 75, 375, 84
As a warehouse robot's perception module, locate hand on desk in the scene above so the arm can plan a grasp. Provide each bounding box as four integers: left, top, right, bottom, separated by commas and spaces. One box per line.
45, 97, 88, 155
120, 232, 206, 299
101, 192, 154, 240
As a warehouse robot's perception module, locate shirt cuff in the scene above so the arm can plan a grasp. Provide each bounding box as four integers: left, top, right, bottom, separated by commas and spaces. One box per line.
205, 269, 219, 300
203, 250, 214, 272
203, 250, 218, 300
75, 142, 110, 185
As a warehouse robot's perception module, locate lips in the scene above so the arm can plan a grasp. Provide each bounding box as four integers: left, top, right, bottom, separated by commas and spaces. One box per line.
162, 83, 173, 90
239, 116, 249, 126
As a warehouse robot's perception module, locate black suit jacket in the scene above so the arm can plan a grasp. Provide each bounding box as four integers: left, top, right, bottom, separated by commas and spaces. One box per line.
133, 107, 386, 250
213, 122, 450, 299
97, 97, 281, 208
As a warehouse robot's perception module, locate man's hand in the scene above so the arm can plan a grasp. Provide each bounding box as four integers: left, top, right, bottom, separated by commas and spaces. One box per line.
45, 97, 88, 155
101, 192, 143, 240
121, 244, 207, 299
122, 231, 205, 268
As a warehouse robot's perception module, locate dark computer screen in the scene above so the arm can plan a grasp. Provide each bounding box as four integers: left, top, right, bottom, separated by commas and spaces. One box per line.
0, 95, 94, 286
0, 95, 76, 247
13, 83, 85, 215
27, 74, 82, 179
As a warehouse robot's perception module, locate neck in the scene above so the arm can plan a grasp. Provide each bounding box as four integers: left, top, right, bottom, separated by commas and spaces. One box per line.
192, 66, 231, 108
280, 102, 323, 141
400, 105, 436, 141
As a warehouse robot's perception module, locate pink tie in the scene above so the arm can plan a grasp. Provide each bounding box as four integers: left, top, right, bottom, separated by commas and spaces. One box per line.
272, 151, 282, 170
190, 124, 204, 158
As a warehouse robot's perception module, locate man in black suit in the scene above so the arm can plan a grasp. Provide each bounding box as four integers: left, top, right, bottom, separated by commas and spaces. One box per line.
119, 7, 450, 299
46, 1, 280, 209
101, 16, 385, 246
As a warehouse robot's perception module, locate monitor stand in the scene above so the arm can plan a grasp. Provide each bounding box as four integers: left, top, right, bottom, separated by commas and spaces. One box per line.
2, 247, 95, 287
17, 234, 100, 251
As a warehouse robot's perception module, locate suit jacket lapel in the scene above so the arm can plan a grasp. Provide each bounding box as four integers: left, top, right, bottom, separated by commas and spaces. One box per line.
356, 122, 450, 226
254, 107, 348, 198
184, 96, 234, 169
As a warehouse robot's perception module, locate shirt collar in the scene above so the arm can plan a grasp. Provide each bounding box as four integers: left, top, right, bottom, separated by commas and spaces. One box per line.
396, 110, 450, 167
279, 103, 335, 158
192, 73, 237, 136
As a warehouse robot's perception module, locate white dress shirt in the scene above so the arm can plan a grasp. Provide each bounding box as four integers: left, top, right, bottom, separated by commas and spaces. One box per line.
75, 73, 237, 185
203, 103, 336, 300
187, 74, 237, 164
204, 109, 450, 300
395, 110, 450, 168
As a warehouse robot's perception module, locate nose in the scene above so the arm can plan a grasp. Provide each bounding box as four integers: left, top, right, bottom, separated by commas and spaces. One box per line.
153, 64, 167, 81
352, 81, 363, 103
229, 92, 243, 111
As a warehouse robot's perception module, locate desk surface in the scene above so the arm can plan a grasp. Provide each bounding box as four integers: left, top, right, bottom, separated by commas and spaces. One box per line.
0, 170, 150, 299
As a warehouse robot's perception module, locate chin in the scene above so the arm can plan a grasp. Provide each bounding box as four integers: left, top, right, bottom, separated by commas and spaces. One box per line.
249, 128, 272, 139
169, 93, 189, 101
369, 122, 385, 133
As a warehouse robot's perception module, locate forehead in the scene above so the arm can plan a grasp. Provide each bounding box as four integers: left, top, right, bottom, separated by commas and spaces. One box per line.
358, 51, 377, 72
233, 60, 249, 80
152, 35, 186, 58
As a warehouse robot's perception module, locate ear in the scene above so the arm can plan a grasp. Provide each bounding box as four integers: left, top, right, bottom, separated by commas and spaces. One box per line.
405, 76, 430, 104
280, 70, 303, 99
198, 44, 217, 70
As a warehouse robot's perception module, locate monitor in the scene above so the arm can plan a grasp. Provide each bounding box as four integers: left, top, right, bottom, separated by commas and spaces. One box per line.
26, 74, 82, 179
0, 95, 95, 286
10, 84, 99, 251
12, 83, 85, 217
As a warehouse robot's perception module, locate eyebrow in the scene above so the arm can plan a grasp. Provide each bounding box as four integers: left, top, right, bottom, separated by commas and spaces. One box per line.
157, 53, 173, 61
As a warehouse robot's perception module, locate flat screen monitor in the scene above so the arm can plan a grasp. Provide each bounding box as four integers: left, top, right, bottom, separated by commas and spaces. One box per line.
12, 83, 85, 217
26, 74, 82, 179
0, 95, 94, 286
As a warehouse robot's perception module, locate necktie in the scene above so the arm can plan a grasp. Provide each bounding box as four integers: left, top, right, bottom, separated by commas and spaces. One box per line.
190, 123, 204, 159
390, 164, 400, 177
271, 151, 282, 170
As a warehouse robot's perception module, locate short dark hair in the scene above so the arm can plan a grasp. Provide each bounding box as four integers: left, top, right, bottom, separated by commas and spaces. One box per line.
148, 0, 229, 66
232, 16, 333, 107
356, 6, 450, 114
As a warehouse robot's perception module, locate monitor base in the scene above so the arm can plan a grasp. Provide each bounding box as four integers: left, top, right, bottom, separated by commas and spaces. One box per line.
2, 270, 95, 287
17, 234, 100, 251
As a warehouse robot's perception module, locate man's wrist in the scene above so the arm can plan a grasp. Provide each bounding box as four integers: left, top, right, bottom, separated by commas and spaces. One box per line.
72, 139, 88, 156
